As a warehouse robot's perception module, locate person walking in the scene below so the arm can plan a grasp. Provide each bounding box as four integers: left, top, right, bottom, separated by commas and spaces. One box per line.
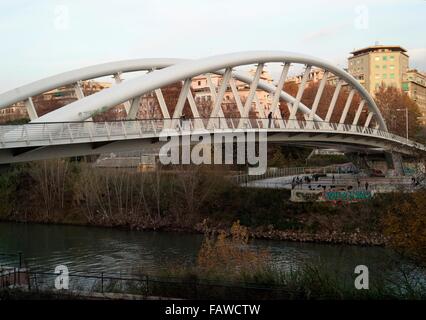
268, 112, 273, 128
179, 115, 184, 130
365, 181, 369, 191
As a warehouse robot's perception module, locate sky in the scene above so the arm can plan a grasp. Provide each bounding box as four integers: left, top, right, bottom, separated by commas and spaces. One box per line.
0, 0, 425, 92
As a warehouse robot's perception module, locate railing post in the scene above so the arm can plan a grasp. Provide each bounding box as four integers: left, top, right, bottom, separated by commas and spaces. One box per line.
24, 126, 30, 145
121, 121, 127, 138
101, 272, 104, 293
87, 122, 93, 141
105, 122, 111, 140
67, 123, 74, 142
155, 120, 160, 134
27, 271, 31, 291
137, 121, 143, 137
47, 125, 53, 143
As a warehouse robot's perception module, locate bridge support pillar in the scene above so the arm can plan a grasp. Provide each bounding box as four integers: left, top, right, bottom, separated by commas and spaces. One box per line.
346, 152, 370, 171
347, 152, 405, 176
386, 152, 404, 176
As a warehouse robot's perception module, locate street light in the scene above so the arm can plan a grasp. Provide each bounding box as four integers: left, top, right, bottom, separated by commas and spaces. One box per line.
396, 108, 409, 141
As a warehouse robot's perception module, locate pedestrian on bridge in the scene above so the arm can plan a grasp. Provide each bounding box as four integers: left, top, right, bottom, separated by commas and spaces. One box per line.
179, 115, 185, 130
268, 112, 273, 128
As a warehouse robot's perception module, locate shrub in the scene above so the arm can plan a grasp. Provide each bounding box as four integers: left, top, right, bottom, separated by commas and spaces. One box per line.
381, 190, 426, 267
197, 221, 270, 278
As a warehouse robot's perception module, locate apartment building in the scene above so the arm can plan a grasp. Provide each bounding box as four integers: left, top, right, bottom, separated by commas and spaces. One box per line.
348, 45, 409, 94
403, 69, 426, 125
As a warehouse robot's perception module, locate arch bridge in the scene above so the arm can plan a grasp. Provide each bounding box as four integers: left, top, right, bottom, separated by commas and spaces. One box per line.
0, 51, 424, 169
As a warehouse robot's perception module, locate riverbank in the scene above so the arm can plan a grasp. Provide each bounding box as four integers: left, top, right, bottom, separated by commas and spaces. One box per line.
0, 213, 387, 246
0, 224, 426, 300
1, 220, 425, 300
0, 160, 421, 247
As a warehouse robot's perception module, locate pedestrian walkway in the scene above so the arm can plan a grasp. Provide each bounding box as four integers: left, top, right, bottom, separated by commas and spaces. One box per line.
243, 173, 416, 193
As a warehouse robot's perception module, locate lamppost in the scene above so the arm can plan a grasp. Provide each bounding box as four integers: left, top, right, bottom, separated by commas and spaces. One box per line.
396, 108, 409, 141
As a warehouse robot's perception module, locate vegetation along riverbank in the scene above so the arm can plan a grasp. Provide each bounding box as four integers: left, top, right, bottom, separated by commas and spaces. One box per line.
0, 160, 425, 258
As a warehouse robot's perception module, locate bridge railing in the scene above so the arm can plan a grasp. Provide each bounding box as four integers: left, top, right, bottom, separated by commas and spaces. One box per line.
231, 166, 362, 185
0, 118, 425, 152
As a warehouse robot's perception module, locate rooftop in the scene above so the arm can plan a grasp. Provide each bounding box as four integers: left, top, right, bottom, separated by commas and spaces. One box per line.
350, 45, 408, 56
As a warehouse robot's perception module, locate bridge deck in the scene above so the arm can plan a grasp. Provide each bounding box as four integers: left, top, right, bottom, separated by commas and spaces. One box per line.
0, 118, 425, 164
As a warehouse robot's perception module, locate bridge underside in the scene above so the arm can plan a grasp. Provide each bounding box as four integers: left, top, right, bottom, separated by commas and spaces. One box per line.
0, 129, 420, 165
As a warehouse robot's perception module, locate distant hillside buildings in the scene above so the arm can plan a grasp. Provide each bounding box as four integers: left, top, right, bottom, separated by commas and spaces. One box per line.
348, 45, 426, 124
288, 45, 426, 125
1, 45, 425, 125
0, 81, 125, 123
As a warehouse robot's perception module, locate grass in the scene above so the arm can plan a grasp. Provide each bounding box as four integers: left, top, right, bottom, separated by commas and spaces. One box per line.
148, 262, 426, 300
143, 222, 426, 300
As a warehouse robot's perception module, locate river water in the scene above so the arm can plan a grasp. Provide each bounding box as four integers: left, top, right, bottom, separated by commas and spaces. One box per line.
0, 221, 407, 283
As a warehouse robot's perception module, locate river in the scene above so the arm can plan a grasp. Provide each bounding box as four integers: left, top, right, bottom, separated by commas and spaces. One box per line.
0, 221, 409, 283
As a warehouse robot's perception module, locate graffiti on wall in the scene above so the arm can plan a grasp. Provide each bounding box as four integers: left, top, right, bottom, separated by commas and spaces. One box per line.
291, 189, 373, 203
324, 190, 372, 202
293, 190, 324, 202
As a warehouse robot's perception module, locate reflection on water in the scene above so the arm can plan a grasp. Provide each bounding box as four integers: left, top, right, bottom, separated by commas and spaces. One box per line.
0, 221, 406, 281
0, 222, 202, 274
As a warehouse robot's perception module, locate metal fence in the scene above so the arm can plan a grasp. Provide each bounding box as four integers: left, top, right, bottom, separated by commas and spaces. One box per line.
0, 253, 300, 299
237, 173, 421, 193
22, 269, 301, 300
0, 252, 23, 269
0, 252, 27, 289
231, 166, 357, 185
0, 118, 424, 152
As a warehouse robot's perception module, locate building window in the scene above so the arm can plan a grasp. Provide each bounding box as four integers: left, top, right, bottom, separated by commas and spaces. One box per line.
383, 74, 387, 79
390, 56, 395, 61
383, 65, 387, 69
374, 57, 380, 61
390, 73, 395, 79
376, 65, 380, 69
390, 65, 395, 70
383, 56, 388, 61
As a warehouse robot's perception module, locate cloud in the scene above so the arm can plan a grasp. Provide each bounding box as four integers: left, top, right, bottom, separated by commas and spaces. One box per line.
0, 0, 424, 92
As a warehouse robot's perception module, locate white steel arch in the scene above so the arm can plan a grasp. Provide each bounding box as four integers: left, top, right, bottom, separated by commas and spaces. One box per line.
0, 51, 387, 130
0, 57, 321, 123
0, 59, 183, 110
